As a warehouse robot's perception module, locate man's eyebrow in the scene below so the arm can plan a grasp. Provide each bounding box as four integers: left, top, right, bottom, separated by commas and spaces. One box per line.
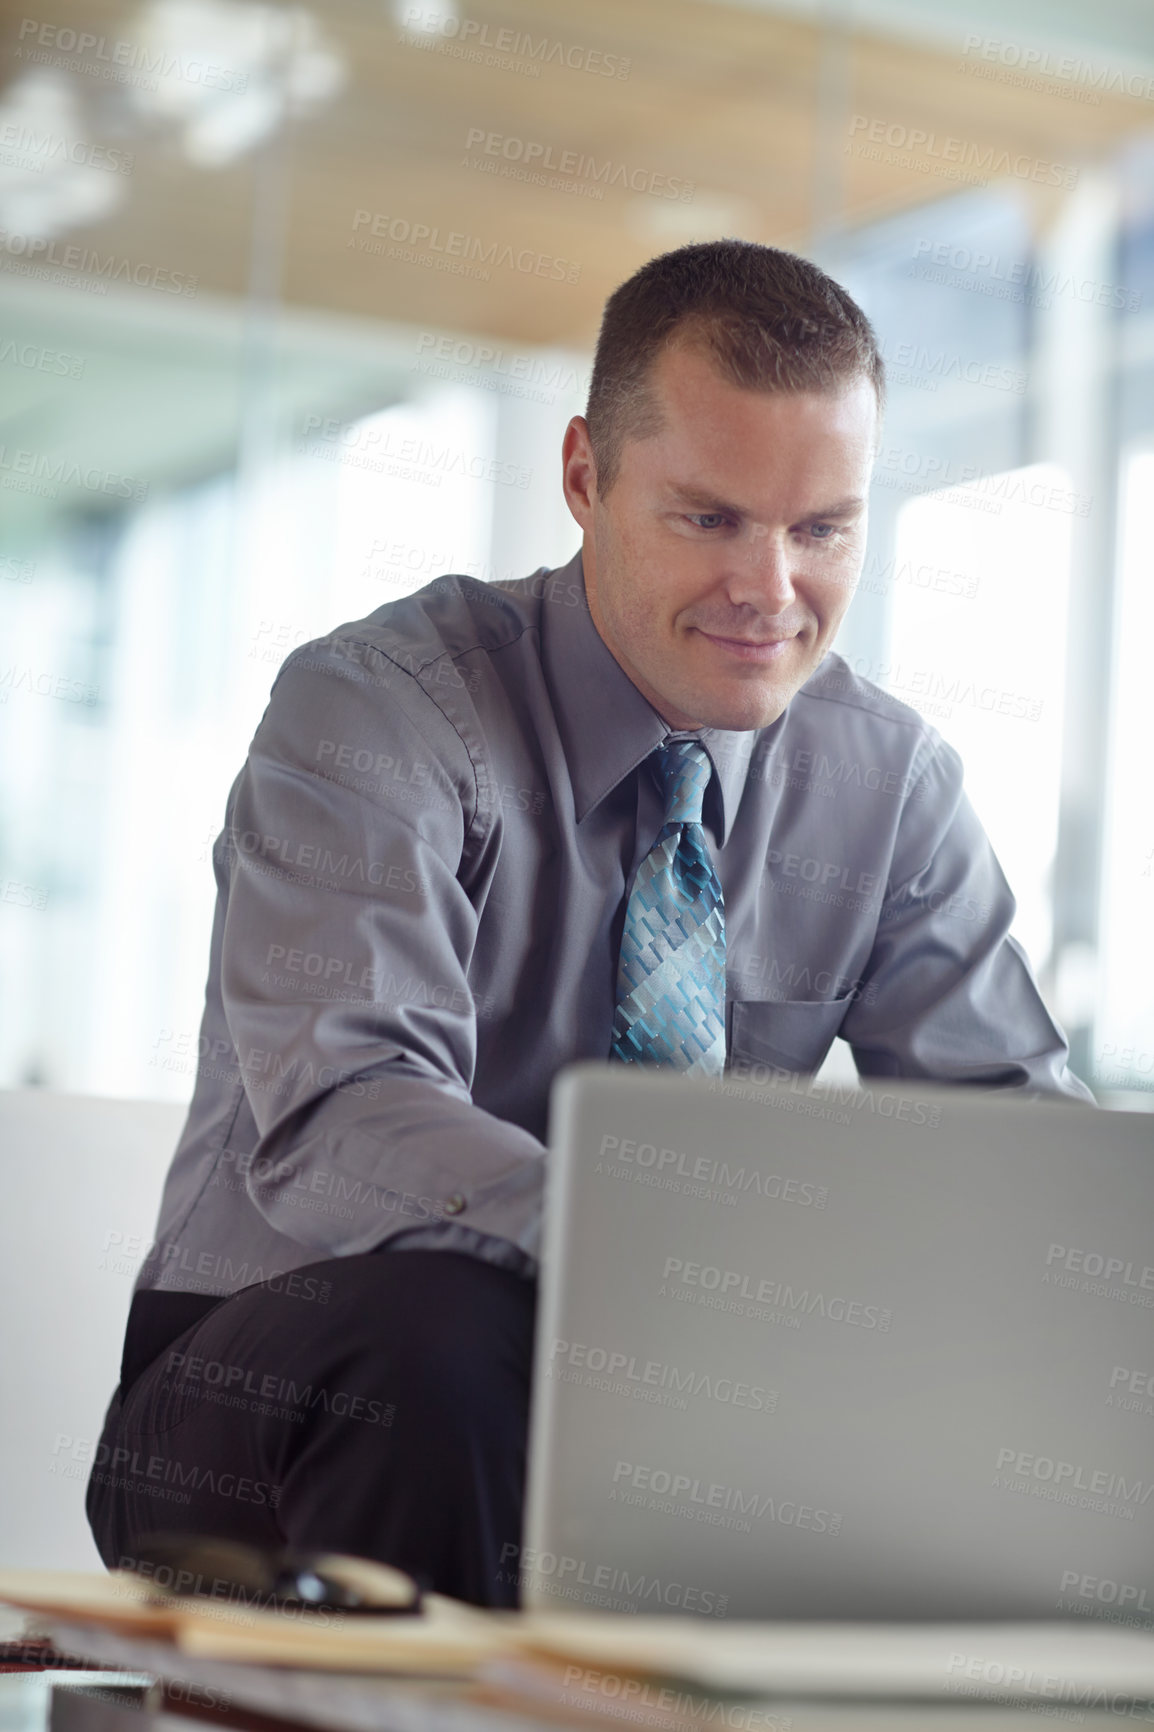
806, 496, 867, 518
667, 484, 866, 518
665, 483, 744, 513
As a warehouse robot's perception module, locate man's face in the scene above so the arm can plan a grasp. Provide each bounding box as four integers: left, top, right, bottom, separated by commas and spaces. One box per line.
562, 339, 879, 731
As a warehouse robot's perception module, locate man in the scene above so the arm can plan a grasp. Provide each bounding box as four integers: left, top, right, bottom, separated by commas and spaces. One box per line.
87, 239, 1092, 1607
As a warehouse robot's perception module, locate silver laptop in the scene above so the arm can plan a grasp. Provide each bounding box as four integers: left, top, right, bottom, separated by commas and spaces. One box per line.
523, 1063, 1154, 1622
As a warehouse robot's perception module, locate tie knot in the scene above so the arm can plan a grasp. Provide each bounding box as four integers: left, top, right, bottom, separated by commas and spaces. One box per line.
655, 738, 711, 827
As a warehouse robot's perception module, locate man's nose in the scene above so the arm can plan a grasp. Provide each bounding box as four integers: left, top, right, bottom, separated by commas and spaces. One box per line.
723, 530, 797, 610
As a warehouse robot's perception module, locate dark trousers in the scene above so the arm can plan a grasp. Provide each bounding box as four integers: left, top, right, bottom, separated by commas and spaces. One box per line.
85, 1251, 538, 1608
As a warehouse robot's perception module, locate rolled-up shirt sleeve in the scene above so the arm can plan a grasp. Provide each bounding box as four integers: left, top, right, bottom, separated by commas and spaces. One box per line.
841, 732, 1095, 1102
218, 636, 546, 1271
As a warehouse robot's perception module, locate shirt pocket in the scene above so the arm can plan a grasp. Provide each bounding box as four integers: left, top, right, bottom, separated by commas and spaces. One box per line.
728, 995, 854, 1076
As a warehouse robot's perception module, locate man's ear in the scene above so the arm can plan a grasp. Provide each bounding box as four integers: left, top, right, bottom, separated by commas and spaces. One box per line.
562, 416, 598, 528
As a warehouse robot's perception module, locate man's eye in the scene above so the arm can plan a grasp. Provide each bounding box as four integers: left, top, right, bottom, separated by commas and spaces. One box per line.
687, 513, 728, 530
808, 523, 838, 540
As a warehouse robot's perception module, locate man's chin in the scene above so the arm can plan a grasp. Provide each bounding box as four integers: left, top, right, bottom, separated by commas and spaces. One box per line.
671, 683, 796, 733
675, 638, 817, 731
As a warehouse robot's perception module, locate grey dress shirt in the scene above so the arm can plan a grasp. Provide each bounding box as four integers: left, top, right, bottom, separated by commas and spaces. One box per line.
138, 548, 1093, 1299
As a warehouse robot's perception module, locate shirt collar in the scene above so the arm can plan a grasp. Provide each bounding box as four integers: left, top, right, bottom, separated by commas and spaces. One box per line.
541, 547, 760, 849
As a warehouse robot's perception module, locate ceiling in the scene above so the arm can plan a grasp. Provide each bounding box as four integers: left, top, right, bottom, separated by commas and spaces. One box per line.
0, 0, 1150, 351
0, 0, 1150, 517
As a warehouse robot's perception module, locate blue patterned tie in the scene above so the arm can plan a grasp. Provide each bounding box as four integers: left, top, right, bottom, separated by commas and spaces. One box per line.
610, 739, 727, 1076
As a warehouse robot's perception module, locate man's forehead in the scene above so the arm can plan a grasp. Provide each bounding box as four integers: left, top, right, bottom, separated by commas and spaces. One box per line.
645, 356, 878, 434
637, 395, 876, 502
650, 334, 876, 400
632, 369, 880, 479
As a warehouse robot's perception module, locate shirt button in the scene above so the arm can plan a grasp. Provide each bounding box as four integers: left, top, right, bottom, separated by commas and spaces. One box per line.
443, 1193, 467, 1216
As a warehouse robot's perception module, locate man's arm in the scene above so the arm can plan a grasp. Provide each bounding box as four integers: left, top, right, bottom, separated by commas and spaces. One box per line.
840, 732, 1096, 1102
217, 633, 546, 1273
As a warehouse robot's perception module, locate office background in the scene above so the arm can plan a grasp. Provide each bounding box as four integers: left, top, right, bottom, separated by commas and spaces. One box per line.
1, 0, 1152, 1109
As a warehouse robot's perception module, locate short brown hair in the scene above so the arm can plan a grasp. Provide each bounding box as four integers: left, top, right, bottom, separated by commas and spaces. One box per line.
585, 239, 884, 498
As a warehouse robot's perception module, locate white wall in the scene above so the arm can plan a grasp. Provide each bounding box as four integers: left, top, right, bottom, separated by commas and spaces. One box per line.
0, 1090, 184, 1569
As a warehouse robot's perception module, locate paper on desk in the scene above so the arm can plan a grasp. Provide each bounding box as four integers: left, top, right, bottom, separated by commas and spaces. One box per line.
5, 1572, 1154, 1702
511, 1615, 1154, 1701
176, 1591, 518, 1672
0, 1570, 184, 1636
0, 1571, 511, 1676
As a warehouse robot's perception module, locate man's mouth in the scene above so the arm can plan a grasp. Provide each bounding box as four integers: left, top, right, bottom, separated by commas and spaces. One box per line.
696, 628, 797, 662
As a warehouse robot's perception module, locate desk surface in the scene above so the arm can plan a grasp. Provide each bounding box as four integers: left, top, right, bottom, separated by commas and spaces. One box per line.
10, 1615, 1154, 1732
